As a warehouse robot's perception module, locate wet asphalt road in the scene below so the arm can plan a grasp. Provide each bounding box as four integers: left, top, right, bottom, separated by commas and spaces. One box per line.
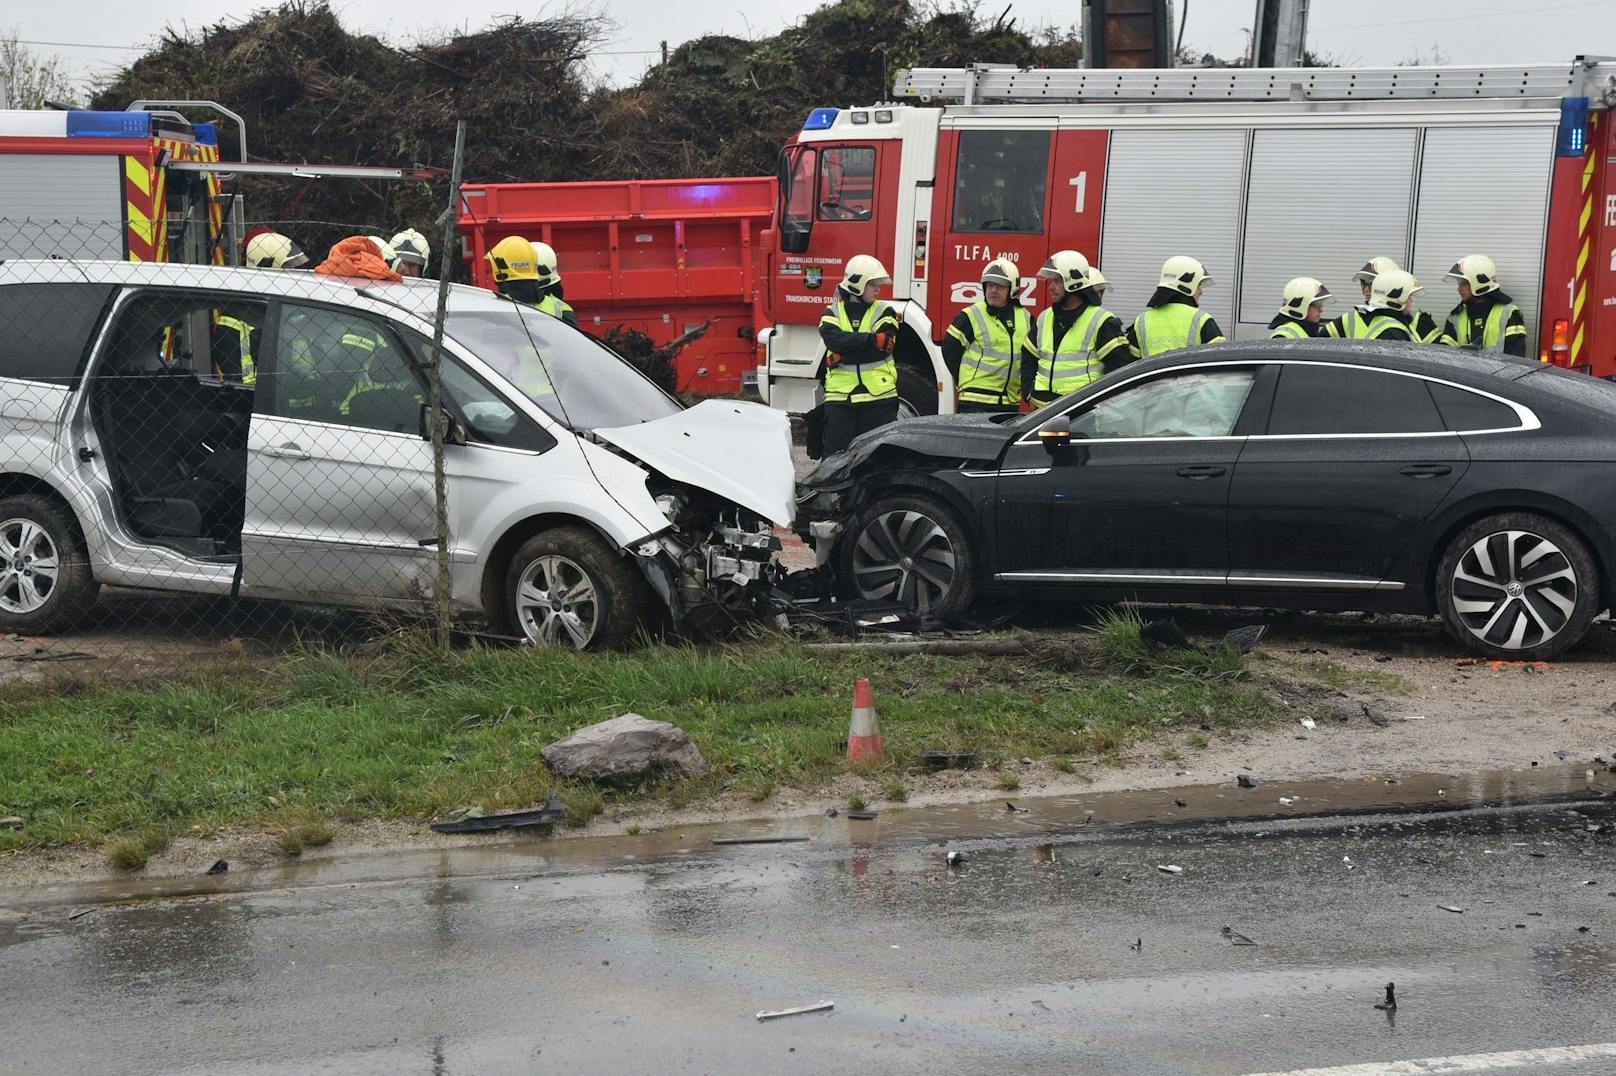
5, 789, 1616, 1075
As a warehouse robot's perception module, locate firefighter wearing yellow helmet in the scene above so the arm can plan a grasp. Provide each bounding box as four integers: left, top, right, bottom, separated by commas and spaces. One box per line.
1029, 250, 1127, 407
482, 236, 573, 326
529, 240, 577, 327
1361, 270, 1424, 341
815, 254, 901, 457
245, 231, 308, 270
1270, 278, 1332, 340
388, 229, 430, 277
1441, 254, 1527, 356
945, 258, 1036, 413
1127, 256, 1225, 360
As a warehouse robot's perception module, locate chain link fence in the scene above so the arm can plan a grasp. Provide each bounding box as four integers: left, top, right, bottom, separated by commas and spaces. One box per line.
0, 216, 462, 683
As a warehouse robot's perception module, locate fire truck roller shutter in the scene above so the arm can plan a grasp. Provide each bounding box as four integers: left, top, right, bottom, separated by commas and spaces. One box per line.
1098, 129, 1245, 337
1410, 124, 1556, 349
1239, 128, 1417, 338
0, 155, 125, 260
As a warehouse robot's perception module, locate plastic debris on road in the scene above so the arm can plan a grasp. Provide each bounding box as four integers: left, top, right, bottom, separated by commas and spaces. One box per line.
757, 1000, 834, 1022
1237, 775, 1260, 789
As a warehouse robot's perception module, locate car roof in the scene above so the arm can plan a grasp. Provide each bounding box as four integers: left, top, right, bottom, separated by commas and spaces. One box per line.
0, 258, 513, 318
1135, 338, 1537, 385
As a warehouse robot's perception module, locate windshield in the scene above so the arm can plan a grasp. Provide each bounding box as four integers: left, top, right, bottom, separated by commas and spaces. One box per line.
444, 304, 681, 430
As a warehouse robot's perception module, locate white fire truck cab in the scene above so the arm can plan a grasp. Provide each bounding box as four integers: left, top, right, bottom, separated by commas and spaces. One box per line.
756, 58, 1616, 416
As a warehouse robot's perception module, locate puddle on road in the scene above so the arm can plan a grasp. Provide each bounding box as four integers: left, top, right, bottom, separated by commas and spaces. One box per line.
5, 765, 1608, 915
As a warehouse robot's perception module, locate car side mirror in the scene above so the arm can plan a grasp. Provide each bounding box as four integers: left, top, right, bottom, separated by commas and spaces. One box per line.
420, 403, 467, 447
1037, 415, 1072, 452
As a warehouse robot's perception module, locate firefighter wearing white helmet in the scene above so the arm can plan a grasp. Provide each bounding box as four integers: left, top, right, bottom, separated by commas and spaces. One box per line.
1441, 254, 1526, 356
245, 231, 308, 270
1270, 278, 1332, 340
814, 254, 901, 457
1327, 257, 1397, 339
388, 228, 430, 277
1127, 256, 1225, 360
528, 240, 577, 327
944, 258, 1036, 413
1361, 270, 1423, 341
1029, 250, 1127, 407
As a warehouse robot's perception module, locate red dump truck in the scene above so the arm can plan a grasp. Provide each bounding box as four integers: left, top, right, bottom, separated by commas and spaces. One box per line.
458, 177, 775, 396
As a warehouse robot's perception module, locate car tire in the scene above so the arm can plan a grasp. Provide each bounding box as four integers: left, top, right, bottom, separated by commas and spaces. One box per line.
1435, 512, 1599, 660
505, 526, 651, 650
0, 494, 99, 634
896, 365, 938, 420
840, 492, 975, 620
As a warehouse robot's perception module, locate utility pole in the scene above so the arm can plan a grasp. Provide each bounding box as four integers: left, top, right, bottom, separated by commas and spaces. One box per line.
660, 40, 669, 66
1252, 0, 1310, 67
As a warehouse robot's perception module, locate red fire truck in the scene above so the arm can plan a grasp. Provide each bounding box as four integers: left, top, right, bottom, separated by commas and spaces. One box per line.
0, 100, 437, 265
458, 176, 775, 395
755, 58, 1616, 416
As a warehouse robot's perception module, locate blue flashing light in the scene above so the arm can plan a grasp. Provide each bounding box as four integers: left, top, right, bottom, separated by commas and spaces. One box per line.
65, 110, 153, 139
194, 122, 218, 147
1557, 97, 1590, 157
802, 107, 839, 131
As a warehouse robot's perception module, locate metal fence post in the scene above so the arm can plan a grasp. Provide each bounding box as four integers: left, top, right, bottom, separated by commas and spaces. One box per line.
427, 121, 467, 652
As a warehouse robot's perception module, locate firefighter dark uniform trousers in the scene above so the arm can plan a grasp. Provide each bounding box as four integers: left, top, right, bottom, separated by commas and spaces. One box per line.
818, 297, 900, 455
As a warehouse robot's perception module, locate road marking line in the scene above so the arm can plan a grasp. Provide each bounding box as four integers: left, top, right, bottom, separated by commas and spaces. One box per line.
1245, 1042, 1616, 1075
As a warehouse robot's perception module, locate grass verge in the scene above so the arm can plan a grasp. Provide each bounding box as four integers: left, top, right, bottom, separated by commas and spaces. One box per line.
0, 631, 1276, 857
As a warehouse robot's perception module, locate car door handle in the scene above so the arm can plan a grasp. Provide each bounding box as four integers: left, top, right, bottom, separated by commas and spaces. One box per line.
1399, 464, 1452, 479
1176, 465, 1226, 480
262, 442, 311, 461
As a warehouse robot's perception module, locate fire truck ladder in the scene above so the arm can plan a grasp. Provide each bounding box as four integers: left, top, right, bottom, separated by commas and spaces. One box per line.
894, 58, 1616, 106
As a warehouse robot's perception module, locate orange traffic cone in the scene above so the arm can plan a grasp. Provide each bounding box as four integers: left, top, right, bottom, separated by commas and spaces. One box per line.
847, 677, 883, 762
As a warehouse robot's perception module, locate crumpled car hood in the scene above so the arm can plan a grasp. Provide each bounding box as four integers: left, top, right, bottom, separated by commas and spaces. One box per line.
596, 399, 797, 526
800, 413, 1013, 488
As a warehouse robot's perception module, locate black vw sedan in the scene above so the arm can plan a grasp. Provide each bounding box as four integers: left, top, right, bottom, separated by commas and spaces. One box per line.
796, 342, 1616, 659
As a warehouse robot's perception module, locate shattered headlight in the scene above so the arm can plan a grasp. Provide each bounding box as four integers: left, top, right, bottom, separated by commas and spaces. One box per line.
655, 493, 687, 524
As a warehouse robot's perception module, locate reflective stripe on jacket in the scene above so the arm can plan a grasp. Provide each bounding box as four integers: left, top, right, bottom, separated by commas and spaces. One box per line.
957, 302, 1031, 406
1446, 301, 1523, 352
1034, 304, 1115, 397
217, 314, 255, 384
822, 300, 898, 405
1132, 303, 1215, 359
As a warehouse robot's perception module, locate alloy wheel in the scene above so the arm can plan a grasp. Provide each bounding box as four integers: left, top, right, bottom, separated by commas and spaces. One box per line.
1449, 529, 1578, 651
850, 509, 958, 614
0, 517, 59, 615
515, 554, 602, 649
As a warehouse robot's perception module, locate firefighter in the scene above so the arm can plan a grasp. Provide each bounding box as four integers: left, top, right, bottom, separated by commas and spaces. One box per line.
1441, 254, 1527, 356
388, 229, 431, 277
1360, 270, 1424, 341
1027, 250, 1127, 407
944, 258, 1036, 413
1127, 256, 1224, 360
1327, 257, 1397, 339
244, 231, 308, 270
817, 254, 901, 456
529, 240, 578, 327
1270, 277, 1332, 340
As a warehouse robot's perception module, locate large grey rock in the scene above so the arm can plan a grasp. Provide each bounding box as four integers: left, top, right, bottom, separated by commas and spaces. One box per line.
541, 713, 707, 782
